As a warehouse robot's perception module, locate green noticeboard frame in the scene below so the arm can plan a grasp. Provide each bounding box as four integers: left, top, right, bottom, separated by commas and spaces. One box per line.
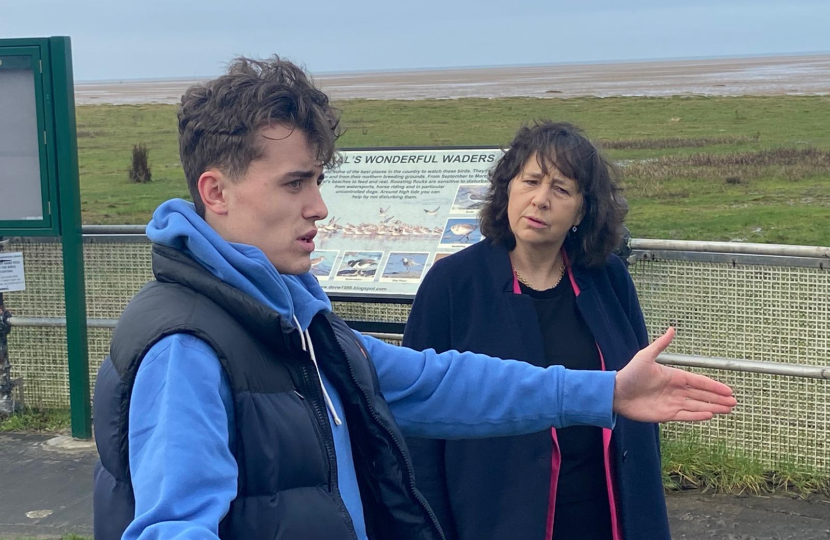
0, 37, 90, 438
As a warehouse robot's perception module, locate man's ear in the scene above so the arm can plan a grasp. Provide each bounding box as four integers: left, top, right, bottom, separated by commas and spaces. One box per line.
198, 169, 230, 217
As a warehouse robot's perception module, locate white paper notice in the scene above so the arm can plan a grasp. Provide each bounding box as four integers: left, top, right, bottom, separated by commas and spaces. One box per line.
0, 252, 26, 292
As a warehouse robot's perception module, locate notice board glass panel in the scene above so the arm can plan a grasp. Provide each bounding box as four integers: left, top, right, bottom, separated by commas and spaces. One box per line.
0, 57, 44, 221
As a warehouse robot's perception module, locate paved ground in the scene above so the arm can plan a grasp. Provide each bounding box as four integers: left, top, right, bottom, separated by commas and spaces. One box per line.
0, 433, 94, 538
666, 491, 830, 539
1, 433, 828, 539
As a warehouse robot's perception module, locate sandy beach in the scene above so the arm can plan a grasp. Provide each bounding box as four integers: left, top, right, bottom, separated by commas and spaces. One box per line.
75, 54, 830, 105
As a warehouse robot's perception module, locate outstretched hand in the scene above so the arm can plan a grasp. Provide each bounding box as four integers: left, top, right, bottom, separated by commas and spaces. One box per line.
613, 328, 737, 423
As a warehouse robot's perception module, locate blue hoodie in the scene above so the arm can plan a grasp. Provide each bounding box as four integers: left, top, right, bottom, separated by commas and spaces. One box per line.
124, 199, 617, 540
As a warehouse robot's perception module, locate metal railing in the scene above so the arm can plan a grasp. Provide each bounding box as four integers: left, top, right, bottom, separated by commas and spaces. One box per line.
7, 316, 830, 379
8, 311, 830, 381
632, 238, 830, 259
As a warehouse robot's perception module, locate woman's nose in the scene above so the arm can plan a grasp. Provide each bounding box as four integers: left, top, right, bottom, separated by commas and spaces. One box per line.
531, 188, 549, 209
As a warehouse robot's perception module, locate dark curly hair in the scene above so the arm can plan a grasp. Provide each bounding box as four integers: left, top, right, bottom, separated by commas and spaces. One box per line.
479, 121, 628, 268
177, 56, 342, 217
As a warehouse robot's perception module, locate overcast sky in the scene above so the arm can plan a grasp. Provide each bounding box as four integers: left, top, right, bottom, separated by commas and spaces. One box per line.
2, 0, 829, 81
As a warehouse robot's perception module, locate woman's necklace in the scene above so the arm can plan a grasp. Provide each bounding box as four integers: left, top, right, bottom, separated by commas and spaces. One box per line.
514, 262, 566, 291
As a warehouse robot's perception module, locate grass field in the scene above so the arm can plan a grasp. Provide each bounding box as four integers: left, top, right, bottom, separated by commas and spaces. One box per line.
0, 409, 70, 433
0, 537, 88, 540
661, 434, 830, 496
76, 95, 830, 245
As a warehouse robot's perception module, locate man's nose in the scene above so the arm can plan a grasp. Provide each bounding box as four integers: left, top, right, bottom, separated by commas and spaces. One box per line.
307, 185, 329, 221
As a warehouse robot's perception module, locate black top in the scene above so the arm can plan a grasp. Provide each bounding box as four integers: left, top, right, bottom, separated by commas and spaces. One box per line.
519, 279, 612, 540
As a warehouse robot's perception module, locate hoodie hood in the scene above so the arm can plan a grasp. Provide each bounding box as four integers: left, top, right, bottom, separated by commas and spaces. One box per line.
146, 199, 331, 331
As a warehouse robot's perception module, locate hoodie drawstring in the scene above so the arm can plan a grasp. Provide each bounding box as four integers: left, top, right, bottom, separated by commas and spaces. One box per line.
294, 316, 343, 426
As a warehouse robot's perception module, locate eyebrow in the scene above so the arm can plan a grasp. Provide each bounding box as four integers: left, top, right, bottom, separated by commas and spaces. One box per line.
523, 170, 574, 185
281, 169, 321, 181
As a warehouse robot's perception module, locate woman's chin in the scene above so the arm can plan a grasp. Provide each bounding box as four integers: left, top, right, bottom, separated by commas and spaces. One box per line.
515, 236, 561, 252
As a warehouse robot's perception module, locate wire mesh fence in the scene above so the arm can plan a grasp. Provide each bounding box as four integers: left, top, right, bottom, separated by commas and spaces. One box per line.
2, 236, 829, 471
627, 256, 830, 471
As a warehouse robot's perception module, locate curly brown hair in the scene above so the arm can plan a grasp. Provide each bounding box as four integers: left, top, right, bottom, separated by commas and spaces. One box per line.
479, 121, 628, 268
177, 56, 342, 216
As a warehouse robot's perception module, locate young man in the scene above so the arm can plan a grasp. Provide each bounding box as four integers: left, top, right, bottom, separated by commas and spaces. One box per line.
92, 57, 736, 540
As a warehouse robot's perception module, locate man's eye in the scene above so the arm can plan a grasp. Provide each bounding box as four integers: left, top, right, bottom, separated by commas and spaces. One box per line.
317, 177, 326, 187
288, 180, 302, 189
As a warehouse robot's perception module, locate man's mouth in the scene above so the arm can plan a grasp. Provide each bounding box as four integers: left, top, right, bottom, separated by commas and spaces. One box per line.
299, 229, 317, 240
298, 229, 317, 247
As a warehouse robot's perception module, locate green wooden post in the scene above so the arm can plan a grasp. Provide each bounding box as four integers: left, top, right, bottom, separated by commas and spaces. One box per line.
51, 37, 91, 439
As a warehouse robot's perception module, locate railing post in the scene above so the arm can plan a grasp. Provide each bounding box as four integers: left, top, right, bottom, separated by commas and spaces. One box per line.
0, 237, 18, 417
52, 37, 91, 439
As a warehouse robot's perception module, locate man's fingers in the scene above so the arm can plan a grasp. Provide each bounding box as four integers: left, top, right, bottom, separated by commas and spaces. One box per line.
682, 387, 738, 408
643, 327, 676, 358
683, 370, 735, 397
679, 399, 735, 415
672, 410, 716, 422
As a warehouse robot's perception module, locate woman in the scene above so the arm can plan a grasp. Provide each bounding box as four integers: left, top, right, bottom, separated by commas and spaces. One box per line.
404, 121, 670, 540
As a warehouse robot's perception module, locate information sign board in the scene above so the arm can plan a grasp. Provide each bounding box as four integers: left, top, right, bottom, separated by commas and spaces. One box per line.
316, 147, 502, 297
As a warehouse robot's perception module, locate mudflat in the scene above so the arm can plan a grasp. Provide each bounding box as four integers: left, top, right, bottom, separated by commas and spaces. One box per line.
75, 54, 830, 105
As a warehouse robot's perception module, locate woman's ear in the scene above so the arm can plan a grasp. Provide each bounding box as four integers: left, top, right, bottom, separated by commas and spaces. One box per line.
575, 199, 586, 227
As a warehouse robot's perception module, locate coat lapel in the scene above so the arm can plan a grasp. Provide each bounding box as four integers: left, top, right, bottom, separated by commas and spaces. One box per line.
572, 267, 632, 372
482, 240, 546, 364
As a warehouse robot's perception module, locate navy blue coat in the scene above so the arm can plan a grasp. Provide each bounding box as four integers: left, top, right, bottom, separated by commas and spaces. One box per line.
404, 239, 670, 540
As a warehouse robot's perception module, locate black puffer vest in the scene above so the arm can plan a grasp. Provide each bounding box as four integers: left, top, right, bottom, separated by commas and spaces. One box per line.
93, 244, 444, 540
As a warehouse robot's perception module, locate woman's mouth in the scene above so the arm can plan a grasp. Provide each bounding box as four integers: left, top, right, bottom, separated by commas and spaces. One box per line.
523, 216, 547, 229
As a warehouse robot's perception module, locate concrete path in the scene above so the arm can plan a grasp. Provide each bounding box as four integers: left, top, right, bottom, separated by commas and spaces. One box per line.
0, 433, 94, 538
1, 433, 828, 539
667, 490, 830, 540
